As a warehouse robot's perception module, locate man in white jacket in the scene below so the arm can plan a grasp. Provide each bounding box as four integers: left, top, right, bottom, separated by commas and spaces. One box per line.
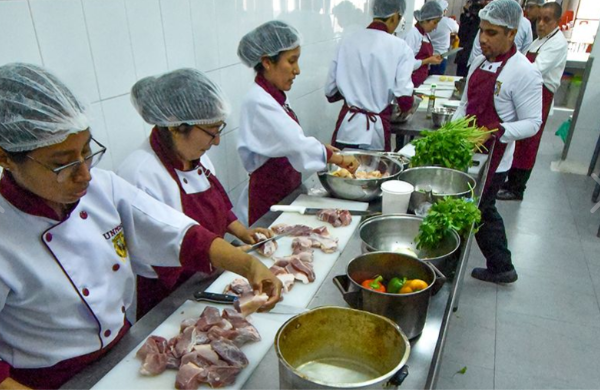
428, 0, 460, 75
452, 0, 543, 283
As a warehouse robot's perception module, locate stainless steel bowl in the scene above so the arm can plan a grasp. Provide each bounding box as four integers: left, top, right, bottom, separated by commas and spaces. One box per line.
431, 107, 455, 127
318, 151, 404, 201
397, 167, 476, 212
358, 214, 460, 269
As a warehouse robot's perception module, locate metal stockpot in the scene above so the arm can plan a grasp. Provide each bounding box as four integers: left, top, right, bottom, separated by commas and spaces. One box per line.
334, 252, 446, 339
275, 306, 410, 389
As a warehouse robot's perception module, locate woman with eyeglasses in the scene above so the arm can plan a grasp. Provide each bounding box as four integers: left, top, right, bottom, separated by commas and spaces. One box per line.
118, 69, 275, 319
0, 63, 281, 390
236, 20, 360, 226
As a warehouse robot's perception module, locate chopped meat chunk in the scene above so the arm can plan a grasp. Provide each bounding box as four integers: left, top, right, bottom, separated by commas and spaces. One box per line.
211, 339, 249, 368
253, 232, 277, 257
316, 209, 352, 227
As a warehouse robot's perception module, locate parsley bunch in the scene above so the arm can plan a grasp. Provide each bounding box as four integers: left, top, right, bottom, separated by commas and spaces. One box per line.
416, 196, 482, 250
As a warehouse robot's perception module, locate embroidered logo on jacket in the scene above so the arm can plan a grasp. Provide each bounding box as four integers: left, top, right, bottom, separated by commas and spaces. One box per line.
494, 81, 502, 96
103, 224, 128, 259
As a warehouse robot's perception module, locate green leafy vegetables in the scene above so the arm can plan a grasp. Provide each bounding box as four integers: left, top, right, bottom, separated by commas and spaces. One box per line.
411, 116, 496, 172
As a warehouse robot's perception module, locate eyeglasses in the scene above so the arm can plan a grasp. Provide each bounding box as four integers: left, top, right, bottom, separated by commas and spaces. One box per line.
27, 137, 107, 183
195, 122, 227, 144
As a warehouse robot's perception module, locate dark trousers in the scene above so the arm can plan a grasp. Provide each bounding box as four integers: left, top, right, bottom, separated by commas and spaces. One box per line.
503, 167, 532, 197
476, 172, 514, 273
429, 59, 448, 75
456, 63, 469, 77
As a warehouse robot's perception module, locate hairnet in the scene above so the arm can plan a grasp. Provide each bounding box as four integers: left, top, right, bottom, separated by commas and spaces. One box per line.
526, 0, 544, 6
479, 0, 523, 29
131, 68, 230, 127
415, 1, 444, 21
0, 63, 89, 153
372, 0, 407, 18
436, 0, 449, 11
238, 20, 303, 68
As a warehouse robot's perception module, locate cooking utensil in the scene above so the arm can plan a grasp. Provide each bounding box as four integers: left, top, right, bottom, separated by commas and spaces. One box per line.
270, 205, 372, 216
245, 232, 290, 253
397, 166, 476, 212
439, 47, 463, 58
275, 306, 410, 389
317, 151, 404, 202
431, 107, 455, 127
333, 252, 446, 339
358, 214, 460, 269
193, 291, 306, 315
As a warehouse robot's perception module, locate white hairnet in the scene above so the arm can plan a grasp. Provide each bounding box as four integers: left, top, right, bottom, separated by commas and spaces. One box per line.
238, 20, 303, 68
372, 0, 407, 18
526, 0, 545, 6
0, 63, 89, 153
415, 1, 444, 21
436, 0, 449, 11
479, 0, 523, 29
131, 68, 230, 127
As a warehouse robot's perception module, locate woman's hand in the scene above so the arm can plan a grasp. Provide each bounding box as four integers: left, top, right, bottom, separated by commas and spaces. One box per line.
228, 221, 273, 244
246, 258, 283, 311
325, 144, 341, 154
330, 153, 359, 174
424, 55, 443, 66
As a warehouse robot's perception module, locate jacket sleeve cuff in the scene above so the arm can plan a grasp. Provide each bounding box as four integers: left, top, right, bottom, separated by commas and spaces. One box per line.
180, 225, 219, 274
326, 91, 344, 103
0, 361, 10, 384
325, 147, 333, 161
396, 96, 414, 113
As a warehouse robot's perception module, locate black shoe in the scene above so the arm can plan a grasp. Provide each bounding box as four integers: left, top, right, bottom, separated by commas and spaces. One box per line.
496, 189, 523, 201
471, 267, 518, 284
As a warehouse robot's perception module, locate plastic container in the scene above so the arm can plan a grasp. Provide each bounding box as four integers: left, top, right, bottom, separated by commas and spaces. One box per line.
381, 180, 414, 214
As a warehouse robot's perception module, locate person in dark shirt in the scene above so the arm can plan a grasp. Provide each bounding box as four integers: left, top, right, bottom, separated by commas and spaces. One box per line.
455, 0, 485, 76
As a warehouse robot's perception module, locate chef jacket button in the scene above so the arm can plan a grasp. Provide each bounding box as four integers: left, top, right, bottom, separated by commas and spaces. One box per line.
104, 329, 111, 338
45, 233, 53, 242
112, 264, 120, 272
121, 306, 126, 313
198, 169, 202, 175
182, 178, 188, 184
82, 288, 89, 296
80, 211, 88, 219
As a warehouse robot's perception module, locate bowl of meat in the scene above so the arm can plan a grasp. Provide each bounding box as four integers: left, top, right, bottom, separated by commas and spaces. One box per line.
318, 151, 404, 202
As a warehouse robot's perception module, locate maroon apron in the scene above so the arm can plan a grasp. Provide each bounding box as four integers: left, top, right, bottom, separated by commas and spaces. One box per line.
512, 33, 558, 170
137, 128, 234, 318
466, 45, 518, 191
329, 21, 394, 152
248, 76, 303, 226
412, 24, 434, 88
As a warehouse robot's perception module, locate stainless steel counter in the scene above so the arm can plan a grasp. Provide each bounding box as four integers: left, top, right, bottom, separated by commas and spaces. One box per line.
63, 163, 489, 390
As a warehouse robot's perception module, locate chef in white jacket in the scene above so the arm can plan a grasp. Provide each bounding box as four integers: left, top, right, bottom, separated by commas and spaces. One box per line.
0, 63, 281, 389
428, 0, 460, 75
467, 0, 533, 67
452, 0, 543, 284
326, 0, 415, 152
236, 21, 358, 226
118, 69, 274, 319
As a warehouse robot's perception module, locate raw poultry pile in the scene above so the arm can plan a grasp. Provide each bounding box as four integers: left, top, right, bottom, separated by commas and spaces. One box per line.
315, 209, 352, 227
136, 306, 261, 389
331, 168, 384, 179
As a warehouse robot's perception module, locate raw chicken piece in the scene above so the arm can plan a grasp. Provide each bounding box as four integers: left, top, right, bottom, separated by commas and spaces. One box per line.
223, 278, 253, 296
253, 232, 277, 257
194, 306, 223, 332
316, 209, 352, 227
140, 349, 168, 376
211, 339, 249, 368
221, 308, 251, 329
174, 326, 197, 358
234, 291, 269, 317
175, 362, 206, 390
180, 318, 196, 332
268, 264, 288, 275
181, 345, 220, 366
291, 258, 315, 282
276, 273, 296, 293
204, 365, 242, 388
291, 237, 313, 254
285, 264, 310, 284
136, 336, 168, 360
307, 233, 338, 253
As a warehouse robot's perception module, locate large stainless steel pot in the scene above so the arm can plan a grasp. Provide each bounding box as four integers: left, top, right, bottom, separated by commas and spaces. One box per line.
275, 306, 410, 389
317, 151, 404, 202
358, 214, 460, 269
334, 252, 446, 339
397, 166, 476, 212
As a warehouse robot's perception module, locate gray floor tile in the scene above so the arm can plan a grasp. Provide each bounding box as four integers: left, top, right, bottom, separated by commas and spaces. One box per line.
435, 360, 494, 390
582, 240, 600, 267
441, 316, 496, 370
573, 210, 600, 243
495, 368, 594, 389
496, 267, 600, 328
495, 310, 600, 389
449, 301, 496, 332
509, 181, 572, 212
497, 204, 580, 241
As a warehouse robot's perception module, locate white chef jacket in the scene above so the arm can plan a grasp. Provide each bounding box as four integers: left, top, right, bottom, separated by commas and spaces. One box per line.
235, 83, 328, 225
468, 15, 533, 66
429, 17, 460, 54
403, 25, 431, 70
527, 28, 568, 94
0, 169, 212, 369
453, 51, 543, 172
325, 27, 415, 149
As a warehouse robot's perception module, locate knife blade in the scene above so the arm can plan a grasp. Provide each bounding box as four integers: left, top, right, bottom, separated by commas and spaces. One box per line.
270, 205, 372, 216
245, 232, 289, 253
193, 291, 306, 315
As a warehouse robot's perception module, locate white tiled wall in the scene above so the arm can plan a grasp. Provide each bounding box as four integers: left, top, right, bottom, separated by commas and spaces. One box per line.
0, 0, 376, 198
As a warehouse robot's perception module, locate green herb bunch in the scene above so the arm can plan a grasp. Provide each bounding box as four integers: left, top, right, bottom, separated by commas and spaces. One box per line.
411, 116, 496, 171
416, 196, 482, 250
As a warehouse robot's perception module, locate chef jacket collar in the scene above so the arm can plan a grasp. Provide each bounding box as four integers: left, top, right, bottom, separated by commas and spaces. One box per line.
255, 72, 287, 106
416, 22, 426, 35
149, 126, 200, 172
0, 170, 75, 221
367, 21, 389, 33
491, 44, 517, 64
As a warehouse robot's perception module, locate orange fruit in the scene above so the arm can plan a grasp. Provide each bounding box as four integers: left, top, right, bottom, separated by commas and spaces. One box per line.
406, 279, 428, 291
399, 285, 413, 294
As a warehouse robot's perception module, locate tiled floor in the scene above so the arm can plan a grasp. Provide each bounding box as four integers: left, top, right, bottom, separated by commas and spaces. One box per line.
436, 110, 600, 389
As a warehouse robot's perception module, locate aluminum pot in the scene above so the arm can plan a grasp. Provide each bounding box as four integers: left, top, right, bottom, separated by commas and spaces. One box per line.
358, 214, 460, 269
334, 252, 446, 339
317, 151, 404, 202
397, 166, 476, 212
275, 306, 410, 389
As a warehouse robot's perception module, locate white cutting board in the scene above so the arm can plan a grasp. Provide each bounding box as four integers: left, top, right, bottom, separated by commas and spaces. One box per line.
91, 301, 291, 390
206, 194, 368, 308
421, 75, 462, 89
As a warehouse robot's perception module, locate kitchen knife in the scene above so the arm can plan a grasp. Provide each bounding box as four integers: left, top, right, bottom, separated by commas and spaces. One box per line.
193, 291, 306, 315
245, 232, 289, 253
439, 47, 463, 58
270, 205, 372, 216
